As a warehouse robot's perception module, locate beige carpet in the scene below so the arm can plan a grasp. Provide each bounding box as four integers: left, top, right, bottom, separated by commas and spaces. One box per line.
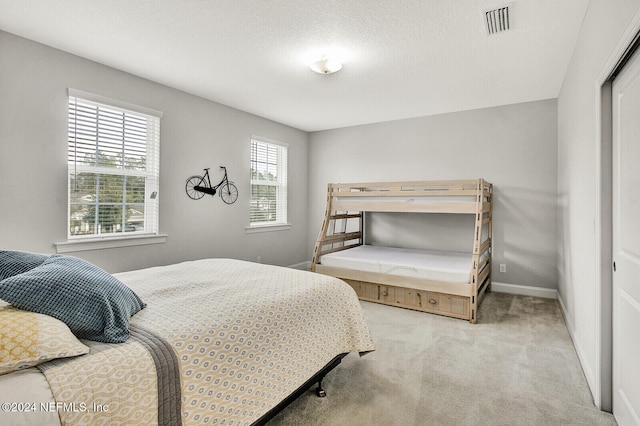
268, 292, 617, 425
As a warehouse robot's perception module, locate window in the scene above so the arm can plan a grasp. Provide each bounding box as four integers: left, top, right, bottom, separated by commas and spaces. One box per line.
67, 89, 161, 240
249, 137, 288, 228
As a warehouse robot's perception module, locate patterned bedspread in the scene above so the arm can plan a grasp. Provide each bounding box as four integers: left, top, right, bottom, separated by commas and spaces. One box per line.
38, 259, 375, 425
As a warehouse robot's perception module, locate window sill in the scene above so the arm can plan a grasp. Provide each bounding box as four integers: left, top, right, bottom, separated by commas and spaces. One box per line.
55, 234, 168, 253
245, 224, 292, 234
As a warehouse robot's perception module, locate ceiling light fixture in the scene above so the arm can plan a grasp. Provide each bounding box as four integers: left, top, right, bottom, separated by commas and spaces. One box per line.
309, 56, 342, 74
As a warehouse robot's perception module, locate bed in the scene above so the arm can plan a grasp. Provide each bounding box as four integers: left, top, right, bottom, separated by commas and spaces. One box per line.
311, 179, 492, 323
0, 252, 375, 425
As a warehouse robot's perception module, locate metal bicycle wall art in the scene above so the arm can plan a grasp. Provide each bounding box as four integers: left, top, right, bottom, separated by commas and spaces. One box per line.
185, 166, 238, 204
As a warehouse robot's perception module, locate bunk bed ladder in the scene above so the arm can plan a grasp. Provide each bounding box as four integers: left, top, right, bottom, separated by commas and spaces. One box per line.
312, 184, 364, 271
469, 178, 493, 323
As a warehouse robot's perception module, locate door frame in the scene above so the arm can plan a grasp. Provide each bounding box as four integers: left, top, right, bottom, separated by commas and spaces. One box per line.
596, 8, 640, 412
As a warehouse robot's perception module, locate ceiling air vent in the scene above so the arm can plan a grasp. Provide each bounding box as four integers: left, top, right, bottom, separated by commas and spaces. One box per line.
484, 5, 510, 35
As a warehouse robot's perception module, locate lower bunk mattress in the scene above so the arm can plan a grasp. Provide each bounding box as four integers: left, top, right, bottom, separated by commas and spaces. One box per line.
320, 245, 484, 283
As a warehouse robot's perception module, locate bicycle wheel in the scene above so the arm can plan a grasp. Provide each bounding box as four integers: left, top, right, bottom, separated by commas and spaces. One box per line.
220, 182, 238, 204
185, 175, 206, 200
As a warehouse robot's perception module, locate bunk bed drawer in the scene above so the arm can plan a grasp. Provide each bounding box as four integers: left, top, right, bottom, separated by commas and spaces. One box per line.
345, 279, 470, 319
435, 293, 469, 316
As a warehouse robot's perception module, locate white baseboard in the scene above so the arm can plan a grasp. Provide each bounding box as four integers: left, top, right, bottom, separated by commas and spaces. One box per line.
556, 294, 597, 402
288, 260, 312, 271
491, 281, 557, 299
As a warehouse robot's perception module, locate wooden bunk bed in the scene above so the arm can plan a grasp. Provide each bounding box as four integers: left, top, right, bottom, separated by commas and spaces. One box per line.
311, 179, 492, 323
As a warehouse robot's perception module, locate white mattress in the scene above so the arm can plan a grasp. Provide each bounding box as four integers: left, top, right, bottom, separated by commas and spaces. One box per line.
320, 245, 481, 283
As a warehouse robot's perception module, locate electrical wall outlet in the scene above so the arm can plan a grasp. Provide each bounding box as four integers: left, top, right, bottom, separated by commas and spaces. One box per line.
257, 256, 262, 263
499, 264, 507, 273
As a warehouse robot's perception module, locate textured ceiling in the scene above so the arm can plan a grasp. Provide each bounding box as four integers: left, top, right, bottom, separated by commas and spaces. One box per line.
0, 0, 589, 131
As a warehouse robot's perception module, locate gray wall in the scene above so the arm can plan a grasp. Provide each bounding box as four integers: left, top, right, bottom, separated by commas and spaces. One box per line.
0, 31, 309, 272
557, 0, 640, 408
0, 31, 560, 292
308, 99, 558, 289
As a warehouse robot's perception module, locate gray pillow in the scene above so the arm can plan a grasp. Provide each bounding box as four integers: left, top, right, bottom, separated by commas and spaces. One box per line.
0, 250, 50, 280
0, 254, 145, 343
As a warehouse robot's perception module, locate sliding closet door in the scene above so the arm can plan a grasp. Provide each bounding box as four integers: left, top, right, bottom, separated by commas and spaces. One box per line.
612, 45, 640, 426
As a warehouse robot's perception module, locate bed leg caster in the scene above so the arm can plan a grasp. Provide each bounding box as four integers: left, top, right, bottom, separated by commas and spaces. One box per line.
315, 382, 327, 397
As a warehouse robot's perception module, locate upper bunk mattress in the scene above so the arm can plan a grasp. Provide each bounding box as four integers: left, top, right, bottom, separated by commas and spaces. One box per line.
320, 245, 479, 283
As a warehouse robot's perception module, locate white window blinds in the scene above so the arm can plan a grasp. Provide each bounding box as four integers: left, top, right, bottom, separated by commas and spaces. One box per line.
250, 137, 288, 227
67, 89, 161, 239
